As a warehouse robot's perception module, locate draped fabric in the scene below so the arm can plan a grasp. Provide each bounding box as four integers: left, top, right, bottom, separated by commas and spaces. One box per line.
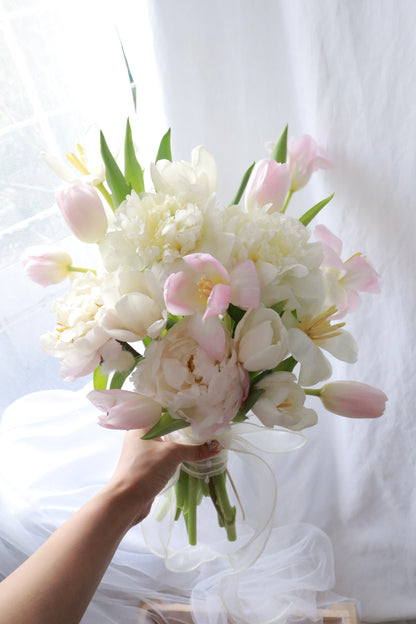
1, 0, 415, 621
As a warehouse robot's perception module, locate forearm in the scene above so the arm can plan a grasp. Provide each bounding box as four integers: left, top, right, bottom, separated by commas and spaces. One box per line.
0, 482, 143, 624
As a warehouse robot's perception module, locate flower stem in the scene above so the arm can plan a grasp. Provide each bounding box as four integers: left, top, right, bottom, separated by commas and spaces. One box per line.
281, 189, 293, 214
96, 182, 114, 211
187, 475, 198, 545
211, 472, 237, 541
68, 265, 97, 276
304, 388, 322, 397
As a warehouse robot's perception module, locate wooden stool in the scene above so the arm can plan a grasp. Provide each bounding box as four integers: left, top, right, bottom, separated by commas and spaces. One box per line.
137, 600, 359, 623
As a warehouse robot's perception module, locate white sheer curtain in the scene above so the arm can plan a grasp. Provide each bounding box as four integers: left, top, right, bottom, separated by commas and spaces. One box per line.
0, 0, 166, 409
1, 0, 415, 621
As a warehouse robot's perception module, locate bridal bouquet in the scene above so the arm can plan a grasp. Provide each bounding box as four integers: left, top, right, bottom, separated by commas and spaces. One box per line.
23, 121, 387, 545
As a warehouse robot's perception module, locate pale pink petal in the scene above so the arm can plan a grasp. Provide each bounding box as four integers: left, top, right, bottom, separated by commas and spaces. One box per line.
344, 255, 380, 293
164, 271, 200, 315
321, 381, 387, 418
288, 328, 332, 386
230, 260, 260, 309
203, 283, 232, 319
184, 253, 229, 282
314, 224, 343, 256
188, 314, 225, 361
245, 159, 290, 213
88, 389, 161, 430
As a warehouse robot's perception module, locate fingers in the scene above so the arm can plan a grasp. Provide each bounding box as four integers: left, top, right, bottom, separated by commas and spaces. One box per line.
168, 439, 222, 464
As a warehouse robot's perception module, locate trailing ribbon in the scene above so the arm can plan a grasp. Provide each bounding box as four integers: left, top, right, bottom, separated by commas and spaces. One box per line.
140, 423, 306, 573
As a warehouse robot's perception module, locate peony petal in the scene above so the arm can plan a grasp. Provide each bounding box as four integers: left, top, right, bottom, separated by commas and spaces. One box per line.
188, 314, 225, 361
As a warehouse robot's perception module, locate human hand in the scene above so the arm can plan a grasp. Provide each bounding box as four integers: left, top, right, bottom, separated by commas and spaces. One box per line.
105, 430, 222, 527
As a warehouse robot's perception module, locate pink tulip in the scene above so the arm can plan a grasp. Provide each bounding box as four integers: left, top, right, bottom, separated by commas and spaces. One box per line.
315, 224, 380, 318
320, 381, 387, 418
56, 180, 108, 243
22, 246, 72, 286
245, 159, 291, 213
164, 253, 260, 360
287, 135, 331, 191
87, 389, 162, 430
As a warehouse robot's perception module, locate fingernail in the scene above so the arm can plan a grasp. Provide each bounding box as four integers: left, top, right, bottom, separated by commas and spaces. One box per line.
207, 440, 221, 452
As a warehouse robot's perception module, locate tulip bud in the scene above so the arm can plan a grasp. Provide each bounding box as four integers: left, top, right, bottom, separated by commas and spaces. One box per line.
320, 381, 387, 418
287, 135, 331, 191
56, 180, 108, 243
245, 159, 291, 213
22, 246, 72, 286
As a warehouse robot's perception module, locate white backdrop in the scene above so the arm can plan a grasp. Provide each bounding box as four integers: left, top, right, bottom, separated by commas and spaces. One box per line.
1, 0, 415, 621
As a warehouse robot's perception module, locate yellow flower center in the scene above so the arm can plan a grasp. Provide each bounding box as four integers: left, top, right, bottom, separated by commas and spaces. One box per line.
66, 143, 90, 176
197, 277, 214, 301
298, 305, 345, 346
277, 398, 292, 411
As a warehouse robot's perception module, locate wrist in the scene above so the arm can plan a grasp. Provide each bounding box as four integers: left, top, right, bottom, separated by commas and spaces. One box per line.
99, 478, 150, 532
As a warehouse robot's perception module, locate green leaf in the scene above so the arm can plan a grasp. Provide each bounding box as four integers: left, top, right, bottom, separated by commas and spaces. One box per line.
143, 335, 152, 348
227, 303, 245, 325
229, 161, 255, 206
299, 193, 334, 227
110, 355, 142, 390
100, 130, 131, 210
141, 410, 190, 440
270, 124, 288, 163
124, 118, 145, 194
233, 388, 266, 422
270, 300, 288, 316
251, 356, 298, 386
166, 314, 181, 330
117, 31, 137, 111
155, 128, 172, 163
93, 364, 108, 390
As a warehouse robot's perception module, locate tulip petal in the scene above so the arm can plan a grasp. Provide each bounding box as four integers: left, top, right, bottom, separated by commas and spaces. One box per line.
88, 389, 162, 429
184, 253, 229, 282
204, 283, 232, 319
230, 260, 260, 309
164, 271, 200, 315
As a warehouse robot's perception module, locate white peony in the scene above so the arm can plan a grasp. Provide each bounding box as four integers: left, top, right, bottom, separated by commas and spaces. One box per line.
222, 205, 325, 309
150, 146, 217, 203
100, 190, 226, 272
131, 318, 250, 440
40, 272, 132, 381
252, 371, 317, 430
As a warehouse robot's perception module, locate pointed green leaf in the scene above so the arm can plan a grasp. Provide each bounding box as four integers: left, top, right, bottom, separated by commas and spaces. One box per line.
93, 364, 108, 390
227, 303, 245, 325
100, 130, 131, 210
299, 193, 334, 227
117, 31, 137, 111
270, 124, 288, 163
229, 161, 255, 206
141, 410, 189, 440
156, 128, 172, 163
270, 300, 288, 316
233, 388, 266, 422
251, 356, 298, 386
110, 355, 142, 390
124, 119, 145, 194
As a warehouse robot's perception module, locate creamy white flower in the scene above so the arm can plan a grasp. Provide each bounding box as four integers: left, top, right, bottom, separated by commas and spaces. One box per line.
40, 273, 132, 381
252, 371, 317, 430
150, 146, 217, 203
131, 318, 250, 440
102, 190, 225, 272
282, 305, 358, 386
97, 266, 167, 342
222, 205, 324, 309
234, 306, 288, 371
